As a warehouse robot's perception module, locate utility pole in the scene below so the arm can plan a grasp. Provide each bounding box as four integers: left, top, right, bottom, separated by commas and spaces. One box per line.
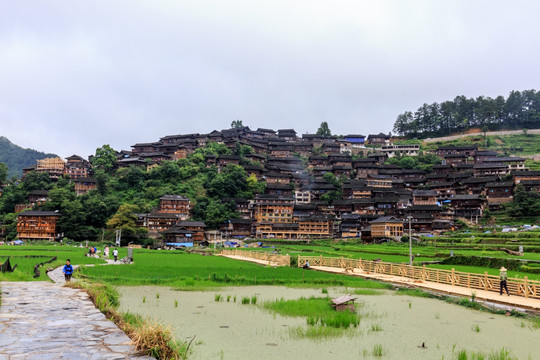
407, 216, 413, 266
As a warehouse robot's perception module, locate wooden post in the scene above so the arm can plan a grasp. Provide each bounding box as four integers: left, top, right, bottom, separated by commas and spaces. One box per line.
484, 272, 488, 291
422, 265, 426, 282
451, 268, 455, 286
524, 276, 529, 298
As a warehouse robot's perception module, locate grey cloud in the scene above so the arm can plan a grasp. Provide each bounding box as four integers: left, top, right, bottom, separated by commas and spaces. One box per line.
1, 0, 539, 158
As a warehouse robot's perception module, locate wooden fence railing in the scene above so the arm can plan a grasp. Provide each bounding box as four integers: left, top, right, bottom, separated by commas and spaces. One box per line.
298, 255, 540, 300
221, 249, 291, 267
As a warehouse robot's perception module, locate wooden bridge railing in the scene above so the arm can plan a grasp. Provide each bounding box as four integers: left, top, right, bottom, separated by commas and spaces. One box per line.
221, 249, 291, 267
298, 255, 540, 300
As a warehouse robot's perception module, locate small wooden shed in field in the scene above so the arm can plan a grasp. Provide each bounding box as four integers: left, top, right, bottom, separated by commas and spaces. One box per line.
331, 295, 357, 312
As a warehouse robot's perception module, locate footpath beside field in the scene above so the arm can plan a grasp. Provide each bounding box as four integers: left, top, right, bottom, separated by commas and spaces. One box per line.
311, 265, 540, 312
221, 253, 540, 311
423, 128, 540, 143
0, 261, 151, 359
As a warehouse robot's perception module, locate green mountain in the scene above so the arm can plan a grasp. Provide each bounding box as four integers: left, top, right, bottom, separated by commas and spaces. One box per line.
0, 136, 58, 179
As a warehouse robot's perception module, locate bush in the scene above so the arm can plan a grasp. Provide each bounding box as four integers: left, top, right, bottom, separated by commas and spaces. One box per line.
441, 255, 523, 271
289, 256, 298, 268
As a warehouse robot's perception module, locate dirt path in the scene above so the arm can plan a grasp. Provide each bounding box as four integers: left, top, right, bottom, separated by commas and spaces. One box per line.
423, 128, 540, 143
221, 254, 287, 267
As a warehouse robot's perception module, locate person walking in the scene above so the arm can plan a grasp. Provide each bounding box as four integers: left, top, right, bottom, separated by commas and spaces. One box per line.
500, 266, 510, 296
113, 248, 119, 262
63, 259, 74, 282
104, 246, 109, 259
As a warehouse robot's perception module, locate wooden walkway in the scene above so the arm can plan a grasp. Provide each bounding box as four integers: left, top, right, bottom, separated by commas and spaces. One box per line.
310, 265, 540, 312
220, 250, 540, 311
221, 249, 290, 267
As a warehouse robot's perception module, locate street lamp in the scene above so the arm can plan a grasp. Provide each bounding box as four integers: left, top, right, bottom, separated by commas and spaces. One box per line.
407, 216, 413, 266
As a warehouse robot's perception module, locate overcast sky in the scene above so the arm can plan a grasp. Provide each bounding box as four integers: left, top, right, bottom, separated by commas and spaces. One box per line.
1, 1, 540, 158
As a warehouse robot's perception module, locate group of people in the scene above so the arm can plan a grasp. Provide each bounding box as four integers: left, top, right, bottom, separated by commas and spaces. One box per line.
62, 247, 121, 282
86, 246, 119, 261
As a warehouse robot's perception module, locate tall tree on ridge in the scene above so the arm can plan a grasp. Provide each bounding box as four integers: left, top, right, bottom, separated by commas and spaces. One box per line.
316, 121, 332, 137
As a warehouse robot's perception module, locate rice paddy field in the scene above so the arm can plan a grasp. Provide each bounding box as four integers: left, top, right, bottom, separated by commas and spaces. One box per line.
0, 244, 105, 281
117, 285, 540, 360
3, 238, 540, 359
3, 231, 540, 283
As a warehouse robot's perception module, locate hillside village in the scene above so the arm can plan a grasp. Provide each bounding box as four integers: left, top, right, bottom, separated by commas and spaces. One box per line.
5, 125, 540, 245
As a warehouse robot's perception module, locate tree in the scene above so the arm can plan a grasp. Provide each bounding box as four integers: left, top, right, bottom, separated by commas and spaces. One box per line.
0, 163, 7, 184
91, 145, 117, 173
106, 204, 145, 241
316, 122, 332, 137
231, 120, 244, 129
393, 89, 540, 138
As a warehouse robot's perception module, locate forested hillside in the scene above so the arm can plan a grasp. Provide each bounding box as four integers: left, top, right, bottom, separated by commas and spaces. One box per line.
393, 90, 540, 138
0, 136, 57, 178
0, 142, 264, 243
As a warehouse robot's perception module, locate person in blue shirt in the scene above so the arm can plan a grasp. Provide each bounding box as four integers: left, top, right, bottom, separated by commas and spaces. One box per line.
63, 259, 74, 282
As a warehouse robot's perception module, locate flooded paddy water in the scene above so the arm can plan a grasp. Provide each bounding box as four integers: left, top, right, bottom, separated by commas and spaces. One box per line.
118, 286, 540, 359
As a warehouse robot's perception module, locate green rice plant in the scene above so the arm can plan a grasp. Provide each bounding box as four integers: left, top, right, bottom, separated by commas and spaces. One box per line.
226, 295, 231, 302
233, 295, 237, 303
288, 325, 347, 340
321, 288, 328, 294
353, 289, 384, 296
214, 294, 222, 302
455, 349, 468, 360
241, 297, 250, 304
408, 302, 412, 309
370, 323, 382, 332
250, 295, 257, 305
531, 316, 540, 329
372, 344, 384, 357
435, 313, 440, 319
156, 292, 160, 299
487, 348, 517, 360
263, 296, 360, 329
471, 352, 486, 360
174, 300, 178, 308
307, 316, 319, 326
361, 349, 369, 357
395, 288, 431, 298
142, 296, 146, 304
472, 324, 480, 333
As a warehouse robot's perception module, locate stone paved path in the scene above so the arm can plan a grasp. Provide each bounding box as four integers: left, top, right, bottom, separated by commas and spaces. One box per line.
0, 264, 153, 359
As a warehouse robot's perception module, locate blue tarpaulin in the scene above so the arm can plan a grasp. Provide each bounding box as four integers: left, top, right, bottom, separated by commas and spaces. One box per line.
166, 242, 193, 247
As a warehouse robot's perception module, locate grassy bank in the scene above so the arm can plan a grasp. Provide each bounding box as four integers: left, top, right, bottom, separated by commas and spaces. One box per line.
0, 245, 105, 281
78, 250, 391, 289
